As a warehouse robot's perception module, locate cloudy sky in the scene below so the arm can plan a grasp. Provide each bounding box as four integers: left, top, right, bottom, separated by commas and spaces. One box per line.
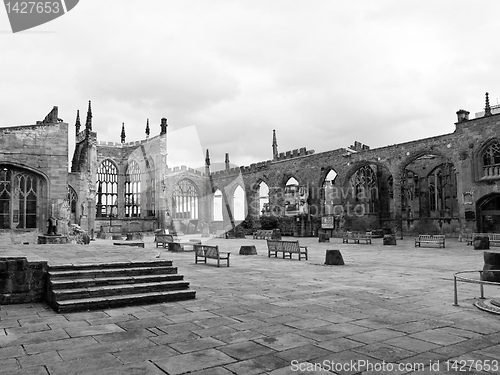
1, 1, 499, 170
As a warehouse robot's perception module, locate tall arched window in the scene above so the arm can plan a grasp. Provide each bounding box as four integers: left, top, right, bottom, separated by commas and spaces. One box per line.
257, 181, 269, 216
213, 188, 223, 221
172, 179, 199, 219
428, 163, 457, 214
96, 160, 118, 218
350, 165, 377, 213
322, 170, 338, 215
233, 185, 245, 221
146, 158, 155, 217
68, 185, 78, 224
0, 167, 42, 229
125, 161, 141, 217
284, 177, 300, 215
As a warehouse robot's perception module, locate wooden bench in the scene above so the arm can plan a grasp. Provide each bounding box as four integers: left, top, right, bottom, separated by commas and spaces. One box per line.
194, 244, 230, 267
342, 231, 372, 244
253, 229, 273, 239
415, 234, 445, 248
266, 240, 308, 260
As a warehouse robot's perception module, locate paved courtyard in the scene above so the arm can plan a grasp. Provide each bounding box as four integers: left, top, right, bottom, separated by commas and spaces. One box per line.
1, 235, 499, 374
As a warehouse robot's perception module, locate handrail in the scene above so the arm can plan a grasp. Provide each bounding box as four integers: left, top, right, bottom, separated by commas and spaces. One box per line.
453, 270, 500, 306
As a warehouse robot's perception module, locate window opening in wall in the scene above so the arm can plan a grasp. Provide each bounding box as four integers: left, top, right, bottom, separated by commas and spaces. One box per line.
0, 167, 41, 229
125, 161, 141, 217
96, 160, 118, 218
172, 179, 199, 219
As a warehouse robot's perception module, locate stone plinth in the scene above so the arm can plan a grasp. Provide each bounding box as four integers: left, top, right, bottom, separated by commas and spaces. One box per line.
383, 234, 397, 245
239, 245, 257, 255
37, 235, 68, 244
474, 236, 490, 250
168, 242, 183, 252
481, 250, 500, 282
0, 257, 48, 304
324, 250, 344, 265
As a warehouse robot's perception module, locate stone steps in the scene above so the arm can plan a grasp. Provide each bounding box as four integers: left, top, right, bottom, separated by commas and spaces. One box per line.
46, 261, 195, 313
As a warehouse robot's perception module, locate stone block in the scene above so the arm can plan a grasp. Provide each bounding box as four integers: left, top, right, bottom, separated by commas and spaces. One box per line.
474, 236, 490, 250
239, 246, 257, 255
324, 250, 344, 265
383, 234, 397, 245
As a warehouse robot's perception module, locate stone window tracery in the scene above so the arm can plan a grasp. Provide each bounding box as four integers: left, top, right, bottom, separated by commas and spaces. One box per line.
172, 179, 198, 219
481, 141, 500, 178
0, 167, 41, 229
125, 161, 141, 217
350, 165, 377, 213
96, 160, 118, 218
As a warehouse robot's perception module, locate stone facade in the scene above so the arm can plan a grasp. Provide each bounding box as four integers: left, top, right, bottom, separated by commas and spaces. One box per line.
2, 95, 500, 239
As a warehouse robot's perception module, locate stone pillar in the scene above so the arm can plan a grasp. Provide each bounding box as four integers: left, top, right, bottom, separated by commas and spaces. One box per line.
391, 171, 403, 239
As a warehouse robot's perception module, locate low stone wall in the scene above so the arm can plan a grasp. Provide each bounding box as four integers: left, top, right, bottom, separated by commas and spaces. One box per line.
0, 257, 48, 304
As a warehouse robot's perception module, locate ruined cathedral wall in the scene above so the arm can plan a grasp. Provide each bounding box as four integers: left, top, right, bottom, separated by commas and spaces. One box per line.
0, 122, 69, 231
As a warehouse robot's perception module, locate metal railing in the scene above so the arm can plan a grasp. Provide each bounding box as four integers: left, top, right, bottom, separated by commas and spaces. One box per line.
453, 270, 500, 306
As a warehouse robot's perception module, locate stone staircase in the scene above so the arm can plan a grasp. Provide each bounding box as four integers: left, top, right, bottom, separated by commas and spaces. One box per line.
46, 260, 196, 313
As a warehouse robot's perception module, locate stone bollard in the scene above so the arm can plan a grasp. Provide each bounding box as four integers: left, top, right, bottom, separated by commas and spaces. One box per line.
239, 245, 257, 255
383, 234, 397, 245
324, 250, 344, 265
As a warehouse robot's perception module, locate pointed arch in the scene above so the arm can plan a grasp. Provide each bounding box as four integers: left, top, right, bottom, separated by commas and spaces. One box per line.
233, 185, 245, 221
321, 168, 338, 215
257, 181, 270, 216
213, 188, 223, 221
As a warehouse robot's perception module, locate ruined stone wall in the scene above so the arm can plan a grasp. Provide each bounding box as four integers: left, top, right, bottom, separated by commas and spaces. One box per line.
0, 121, 69, 232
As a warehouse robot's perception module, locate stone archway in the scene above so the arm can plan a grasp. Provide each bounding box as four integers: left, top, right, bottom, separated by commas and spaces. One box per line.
477, 193, 500, 233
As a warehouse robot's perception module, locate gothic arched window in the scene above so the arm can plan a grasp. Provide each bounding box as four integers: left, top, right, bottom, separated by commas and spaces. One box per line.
482, 141, 500, 178
172, 179, 198, 219
0, 167, 42, 229
213, 188, 223, 221
233, 185, 245, 221
257, 181, 270, 216
96, 160, 118, 218
350, 165, 377, 213
322, 169, 338, 215
125, 161, 141, 217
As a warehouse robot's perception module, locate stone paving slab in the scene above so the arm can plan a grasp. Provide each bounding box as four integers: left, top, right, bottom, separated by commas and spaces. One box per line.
1, 235, 499, 374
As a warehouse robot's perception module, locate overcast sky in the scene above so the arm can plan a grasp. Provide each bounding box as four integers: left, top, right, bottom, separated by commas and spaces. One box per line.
1, 1, 499, 170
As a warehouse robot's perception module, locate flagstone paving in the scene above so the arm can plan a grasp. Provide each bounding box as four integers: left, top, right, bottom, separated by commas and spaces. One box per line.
1, 235, 499, 374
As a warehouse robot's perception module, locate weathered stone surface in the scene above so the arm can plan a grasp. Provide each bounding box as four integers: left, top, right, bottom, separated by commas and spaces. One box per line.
239, 246, 257, 255
324, 250, 344, 265
383, 234, 397, 245
0, 257, 48, 304
474, 236, 490, 250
